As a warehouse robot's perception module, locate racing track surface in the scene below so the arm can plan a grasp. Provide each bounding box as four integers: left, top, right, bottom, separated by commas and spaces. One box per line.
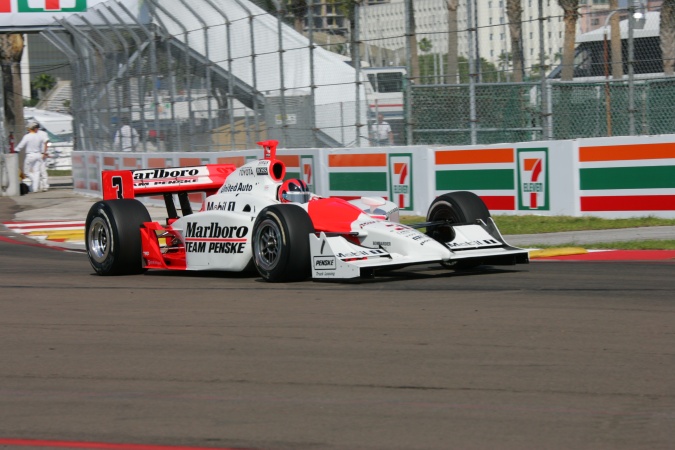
0, 239, 674, 450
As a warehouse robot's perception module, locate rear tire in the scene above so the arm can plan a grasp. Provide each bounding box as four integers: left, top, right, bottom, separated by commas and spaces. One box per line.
85, 199, 151, 275
426, 191, 493, 270
252, 205, 314, 282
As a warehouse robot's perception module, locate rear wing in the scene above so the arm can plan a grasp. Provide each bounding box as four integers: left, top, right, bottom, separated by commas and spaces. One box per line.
102, 164, 237, 201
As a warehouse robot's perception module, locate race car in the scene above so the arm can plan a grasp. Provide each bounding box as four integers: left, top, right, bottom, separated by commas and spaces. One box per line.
85, 140, 528, 281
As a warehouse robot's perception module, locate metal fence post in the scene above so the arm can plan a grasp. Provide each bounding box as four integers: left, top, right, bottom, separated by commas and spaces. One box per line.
467, 0, 477, 145
404, 0, 413, 145
307, 0, 317, 148
202, 0, 237, 150
354, 1, 362, 148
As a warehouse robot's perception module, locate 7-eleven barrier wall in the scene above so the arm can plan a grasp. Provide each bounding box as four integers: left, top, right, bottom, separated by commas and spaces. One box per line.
74, 135, 675, 218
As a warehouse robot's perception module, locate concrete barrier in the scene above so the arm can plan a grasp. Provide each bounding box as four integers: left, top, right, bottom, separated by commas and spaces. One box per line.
73, 134, 675, 218
0, 153, 20, 197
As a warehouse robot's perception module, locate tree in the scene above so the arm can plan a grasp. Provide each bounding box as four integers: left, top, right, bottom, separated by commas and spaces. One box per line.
661, 0, 675, 76
31, 73, 57, 100
288, 0, 308, 33
405, 0, 420, 82
609, 0, 623, 79
558, 0, 580, 81
446, 0, 459, 84
418, 38, 432, 83
506, 0, 524, 82
0, 34, 25, 139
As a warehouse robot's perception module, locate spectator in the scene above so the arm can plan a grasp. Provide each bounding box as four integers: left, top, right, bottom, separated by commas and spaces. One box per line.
370, 113, 394, 146
38, 125, 50, 192
113, 118, 139, 152
15, 121, 49, 193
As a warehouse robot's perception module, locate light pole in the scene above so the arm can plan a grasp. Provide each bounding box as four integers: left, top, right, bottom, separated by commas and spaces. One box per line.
628, 0, 646, 135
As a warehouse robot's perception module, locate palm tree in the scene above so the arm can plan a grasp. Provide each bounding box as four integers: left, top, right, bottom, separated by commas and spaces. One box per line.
506, 0, 524, 82
404, 0, 420, 82
288, 0, 308, 33
558, 0, 580, 81
446, 0, 459, 84
661, 0, 675, 76
0, 34, 25, 139
609, 0, 623, 79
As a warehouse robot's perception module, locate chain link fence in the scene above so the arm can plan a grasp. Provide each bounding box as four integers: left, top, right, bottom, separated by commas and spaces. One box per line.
35, 0, 675, 153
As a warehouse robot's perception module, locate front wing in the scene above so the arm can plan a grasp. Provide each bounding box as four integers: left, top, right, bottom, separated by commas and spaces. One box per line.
309, 227, 529, 280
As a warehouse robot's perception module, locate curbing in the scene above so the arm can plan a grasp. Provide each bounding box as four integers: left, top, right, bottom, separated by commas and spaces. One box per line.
529, 247, 588, 259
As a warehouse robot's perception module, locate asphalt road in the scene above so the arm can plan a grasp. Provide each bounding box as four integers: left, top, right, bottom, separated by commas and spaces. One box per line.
0, 237, 673, 450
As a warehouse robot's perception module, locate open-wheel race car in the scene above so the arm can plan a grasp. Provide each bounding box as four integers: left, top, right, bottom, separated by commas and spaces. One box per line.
85, 140, 528, 282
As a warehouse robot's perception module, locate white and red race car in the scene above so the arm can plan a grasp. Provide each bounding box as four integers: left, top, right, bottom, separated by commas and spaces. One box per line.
85, 140, 528, 281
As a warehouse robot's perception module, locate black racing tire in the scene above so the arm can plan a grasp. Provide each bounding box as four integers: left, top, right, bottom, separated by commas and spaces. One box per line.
252, 204, 315, 282
85, 199, 151, 275
426, 191, 491, 240
425, 191, 493, 270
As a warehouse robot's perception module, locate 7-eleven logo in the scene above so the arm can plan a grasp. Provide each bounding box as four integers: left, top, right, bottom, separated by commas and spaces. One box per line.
389, 154, 413, 210
517, 148, 549, 210
8, 0, 88, 12
301, 156, 314, 192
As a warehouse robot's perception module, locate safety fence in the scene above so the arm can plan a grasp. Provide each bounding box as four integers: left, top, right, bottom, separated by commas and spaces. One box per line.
73, 134, 675, 219
27, 0, 675, 155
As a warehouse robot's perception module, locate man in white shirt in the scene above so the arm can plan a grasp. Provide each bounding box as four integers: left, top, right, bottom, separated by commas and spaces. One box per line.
370, 114, 394, 146
113, 118, 139, 152
15, 121, 49, 193
38, 125, 50, 192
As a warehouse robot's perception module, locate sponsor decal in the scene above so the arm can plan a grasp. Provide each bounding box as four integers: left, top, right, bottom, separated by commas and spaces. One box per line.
389, 154, 413, 210
220, 182, 253, 193
301, 156, 315, 191
185, 222, 248, 239
184, 222, 248, 254
133, 167, 203, 187
359, 220, 378, 229
336, 249, 387, 259
372, 241, 391, 247
186, 241, 246, 254
134, 168, 201, 180
445, 239, 501, 249
313, 256, 336, 270
517, 148, 549, 211
206, 201, 236, 212
239, 167, 254, 176
256, 167, 268, 176
275, 113, 297, 125
1, 0, 88, 13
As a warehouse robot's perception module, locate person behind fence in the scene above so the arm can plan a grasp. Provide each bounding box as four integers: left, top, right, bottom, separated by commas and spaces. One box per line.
113, 118, 139, 152
37, 124, 50, 192
15, 121, 49, 193
370, 113, 394, 146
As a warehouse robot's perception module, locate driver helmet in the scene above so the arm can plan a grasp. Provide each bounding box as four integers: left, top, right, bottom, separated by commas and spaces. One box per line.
279, 178, 310, 203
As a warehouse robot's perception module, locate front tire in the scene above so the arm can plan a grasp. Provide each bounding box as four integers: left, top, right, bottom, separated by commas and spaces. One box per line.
252, 205, 314, 282
426, 191, 493, 270
85, 199, 151, 275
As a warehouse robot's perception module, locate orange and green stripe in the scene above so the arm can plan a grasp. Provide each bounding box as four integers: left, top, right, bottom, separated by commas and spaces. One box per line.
579, 143, 675, 212
328, 153, 388, 193
434, 148, 516, 211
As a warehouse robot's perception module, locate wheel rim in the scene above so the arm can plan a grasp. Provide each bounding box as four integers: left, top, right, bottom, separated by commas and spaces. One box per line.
254, 218, 282, 271
88, 217, 111, 263
428, 202, 461, 242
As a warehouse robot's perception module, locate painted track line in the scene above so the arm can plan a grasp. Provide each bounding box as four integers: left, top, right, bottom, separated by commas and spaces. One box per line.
0, 438, 252, 450
2, 220, 85, 246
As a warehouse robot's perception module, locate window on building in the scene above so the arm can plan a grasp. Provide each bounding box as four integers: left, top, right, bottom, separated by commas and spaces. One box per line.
368, 72, 403, 93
